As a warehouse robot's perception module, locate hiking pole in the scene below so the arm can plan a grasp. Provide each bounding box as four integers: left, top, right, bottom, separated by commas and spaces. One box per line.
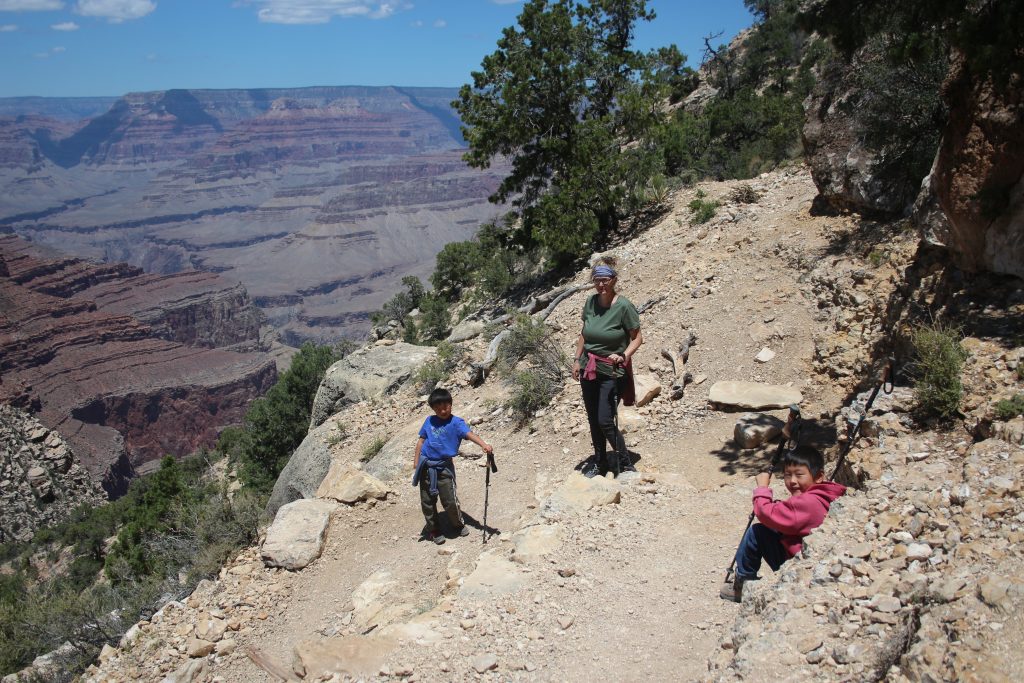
482, 451, 497, 544
828, 358, 895, 482
724, 404, 801, 585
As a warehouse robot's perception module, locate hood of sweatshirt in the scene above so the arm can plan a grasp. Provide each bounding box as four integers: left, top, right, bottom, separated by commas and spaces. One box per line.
805, 481, 847, 504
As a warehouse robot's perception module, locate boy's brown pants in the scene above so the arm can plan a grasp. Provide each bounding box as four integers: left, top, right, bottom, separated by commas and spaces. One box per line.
420, 469, 464, 532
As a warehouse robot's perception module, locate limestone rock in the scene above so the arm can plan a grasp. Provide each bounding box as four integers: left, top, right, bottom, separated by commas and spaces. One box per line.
709, 381, 802, 410
316, 464, 390, 504
309, 343, 437, 428
633, 373, 662, 407
733, 413, 784, 449
459, 551, 528, 601
293, 635, 398, 680
542, 473, 621, 517
511, 524, 563, 563
754, 347, 775, 363
361, 416, 424, 483
617, 407, 646, 434
261, 499, 337, 570
161, 659, 207, 683
266, 419, 338, 516
186, 638, 215, 658
471, 654, 498, 673
447, 318, 486, 343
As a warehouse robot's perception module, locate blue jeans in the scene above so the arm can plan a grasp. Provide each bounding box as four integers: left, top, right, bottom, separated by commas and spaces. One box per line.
734, 523, 788, 581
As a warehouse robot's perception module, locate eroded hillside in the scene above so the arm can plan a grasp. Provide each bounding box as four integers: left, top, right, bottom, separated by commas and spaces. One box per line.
69, 164, 1023, 683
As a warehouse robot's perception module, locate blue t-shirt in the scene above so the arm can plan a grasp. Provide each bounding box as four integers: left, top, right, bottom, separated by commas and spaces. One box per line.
418, 415, 471, 460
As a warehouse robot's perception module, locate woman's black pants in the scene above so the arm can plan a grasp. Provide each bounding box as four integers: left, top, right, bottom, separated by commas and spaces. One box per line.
580, 375, 627, 473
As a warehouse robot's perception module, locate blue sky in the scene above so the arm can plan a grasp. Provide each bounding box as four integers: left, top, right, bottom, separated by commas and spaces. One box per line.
0, 1, 753, 97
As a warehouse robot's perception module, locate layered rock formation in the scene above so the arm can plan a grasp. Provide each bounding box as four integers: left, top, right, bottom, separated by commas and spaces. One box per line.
0, 404, 105, 543
0, 87, 507, 342
0, 238, 276, 494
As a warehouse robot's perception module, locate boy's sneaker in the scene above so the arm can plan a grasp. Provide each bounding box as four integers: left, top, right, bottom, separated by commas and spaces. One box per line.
457, 526, 470, 537
427, 530, 445, 545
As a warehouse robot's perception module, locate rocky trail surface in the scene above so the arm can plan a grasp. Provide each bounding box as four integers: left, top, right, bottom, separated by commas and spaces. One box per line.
78, 167, 1024, 683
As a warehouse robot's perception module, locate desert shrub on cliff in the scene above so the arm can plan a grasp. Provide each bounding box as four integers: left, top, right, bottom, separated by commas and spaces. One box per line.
910, 321, 968, 421
497, 315, 567, 423
235, 342, 338, 491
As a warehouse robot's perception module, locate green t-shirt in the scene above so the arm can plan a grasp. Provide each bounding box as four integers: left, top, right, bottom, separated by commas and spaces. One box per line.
580, 294, 640, 378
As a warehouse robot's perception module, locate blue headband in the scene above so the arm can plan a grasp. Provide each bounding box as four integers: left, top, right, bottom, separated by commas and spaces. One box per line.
593, 265, 616, 278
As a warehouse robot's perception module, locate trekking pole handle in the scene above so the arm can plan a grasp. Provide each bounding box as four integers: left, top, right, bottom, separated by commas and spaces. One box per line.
882, 357, 895, 394
487, 451, 498, 474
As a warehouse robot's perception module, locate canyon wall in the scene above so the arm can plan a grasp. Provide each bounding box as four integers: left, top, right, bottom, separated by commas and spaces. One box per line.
0, 86, 507, 342
0, 236, 276, 495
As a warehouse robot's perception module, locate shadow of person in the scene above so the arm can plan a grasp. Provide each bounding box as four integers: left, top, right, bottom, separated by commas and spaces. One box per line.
459, 511, 500, 540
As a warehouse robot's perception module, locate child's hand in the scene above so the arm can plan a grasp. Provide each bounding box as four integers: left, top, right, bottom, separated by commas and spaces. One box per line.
482, 442, 494, 455
754, 472, 771, 488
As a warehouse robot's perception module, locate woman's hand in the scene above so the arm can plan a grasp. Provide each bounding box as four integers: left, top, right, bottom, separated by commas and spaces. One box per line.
572, 359, 581, 381
607, 353, 624, 366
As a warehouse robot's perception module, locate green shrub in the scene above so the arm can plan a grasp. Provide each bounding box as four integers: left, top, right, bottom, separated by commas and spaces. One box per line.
413, 341, 464, 393
496, 315, 566, 423
506, 369, 560, 424
688, 190, 720, 225
235, 342, 338, 491
417, 293, 451, 343
868, 249, 887, 267
995, 394, 1024, 421
361, 436, 387, 463
910, 322, 968, 420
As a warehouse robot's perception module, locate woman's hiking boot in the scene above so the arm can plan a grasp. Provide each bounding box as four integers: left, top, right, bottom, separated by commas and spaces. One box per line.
719, 577, 750, 602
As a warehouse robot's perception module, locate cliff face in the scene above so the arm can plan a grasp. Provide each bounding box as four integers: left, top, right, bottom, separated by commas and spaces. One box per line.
0, 238, 276, 494
0, 87, 506, 341
0, 404, 105, 543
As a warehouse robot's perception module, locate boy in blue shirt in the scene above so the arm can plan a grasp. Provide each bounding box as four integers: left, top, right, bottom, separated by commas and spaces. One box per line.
413, 388, 493, 544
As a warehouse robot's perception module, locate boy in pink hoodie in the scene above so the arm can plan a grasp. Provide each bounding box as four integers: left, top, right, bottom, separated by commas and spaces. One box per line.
720, 444, 846, 602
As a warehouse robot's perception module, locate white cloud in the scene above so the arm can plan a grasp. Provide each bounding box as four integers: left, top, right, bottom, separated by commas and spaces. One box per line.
51, 20, 78, 29
51, 44, 64, 51
0, 1, 64, 10
74, 0, 155, 23
0, 23, 18, 30
432, 18, 445, 28
247, 1, 411, 25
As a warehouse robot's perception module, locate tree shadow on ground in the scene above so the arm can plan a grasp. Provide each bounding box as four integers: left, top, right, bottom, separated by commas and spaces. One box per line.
710, 417, 839, 477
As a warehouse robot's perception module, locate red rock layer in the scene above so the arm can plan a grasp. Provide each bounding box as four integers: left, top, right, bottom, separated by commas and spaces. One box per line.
0, 244, 276, 495
0, 235, 262, 349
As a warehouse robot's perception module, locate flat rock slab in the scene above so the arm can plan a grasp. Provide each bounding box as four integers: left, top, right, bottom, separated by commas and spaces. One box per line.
511, 524, 563, 563
294, 635, 398, 680
542, 472, 621, 518
459, 551, 528, 601
317, 464, 390, 504
261, 499, 337, 570
709, 381, 802, 410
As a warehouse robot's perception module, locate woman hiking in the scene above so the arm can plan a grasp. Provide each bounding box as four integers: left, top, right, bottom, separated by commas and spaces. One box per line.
571, 256, 643, 478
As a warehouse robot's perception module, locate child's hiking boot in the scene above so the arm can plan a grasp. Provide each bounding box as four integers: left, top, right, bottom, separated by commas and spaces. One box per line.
426, 530, 445, 545
619, 454, 637, 473
457, 525, 470, 537
582, 456, 606, 478
719, 577, 750, 602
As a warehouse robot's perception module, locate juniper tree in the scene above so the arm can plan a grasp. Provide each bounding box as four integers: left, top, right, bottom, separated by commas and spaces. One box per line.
454, 0, 683, 262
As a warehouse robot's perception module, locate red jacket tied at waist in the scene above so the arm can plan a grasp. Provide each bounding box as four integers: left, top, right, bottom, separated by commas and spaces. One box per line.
582, 352, 636, 406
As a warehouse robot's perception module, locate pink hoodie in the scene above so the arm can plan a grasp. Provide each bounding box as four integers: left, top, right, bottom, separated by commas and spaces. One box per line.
753, 481, 846, 557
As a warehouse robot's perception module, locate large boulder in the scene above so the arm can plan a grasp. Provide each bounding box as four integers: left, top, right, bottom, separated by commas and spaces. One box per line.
362, 416, 424, 483
802, 45, 923, 216
925, 55, 1024, 279
309, 342, 436, 429
261, 498, 337, 570
266, 419, 337, 516
316, 464, 390, 504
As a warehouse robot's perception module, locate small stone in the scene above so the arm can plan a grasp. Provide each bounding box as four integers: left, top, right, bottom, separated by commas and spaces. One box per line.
905, 543, 932, 560
806, 647, 827, 664
797, 636, 823, 654
869, 595, 902, 613
558, 615, 575, 630
186, 638, 215, 658
215, 639, 236, 656
460, 619, 476, 630
557, 568, 576, 578
847, 543, 873, 559
471, 654, 498, 673
754, 347, 776, 363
